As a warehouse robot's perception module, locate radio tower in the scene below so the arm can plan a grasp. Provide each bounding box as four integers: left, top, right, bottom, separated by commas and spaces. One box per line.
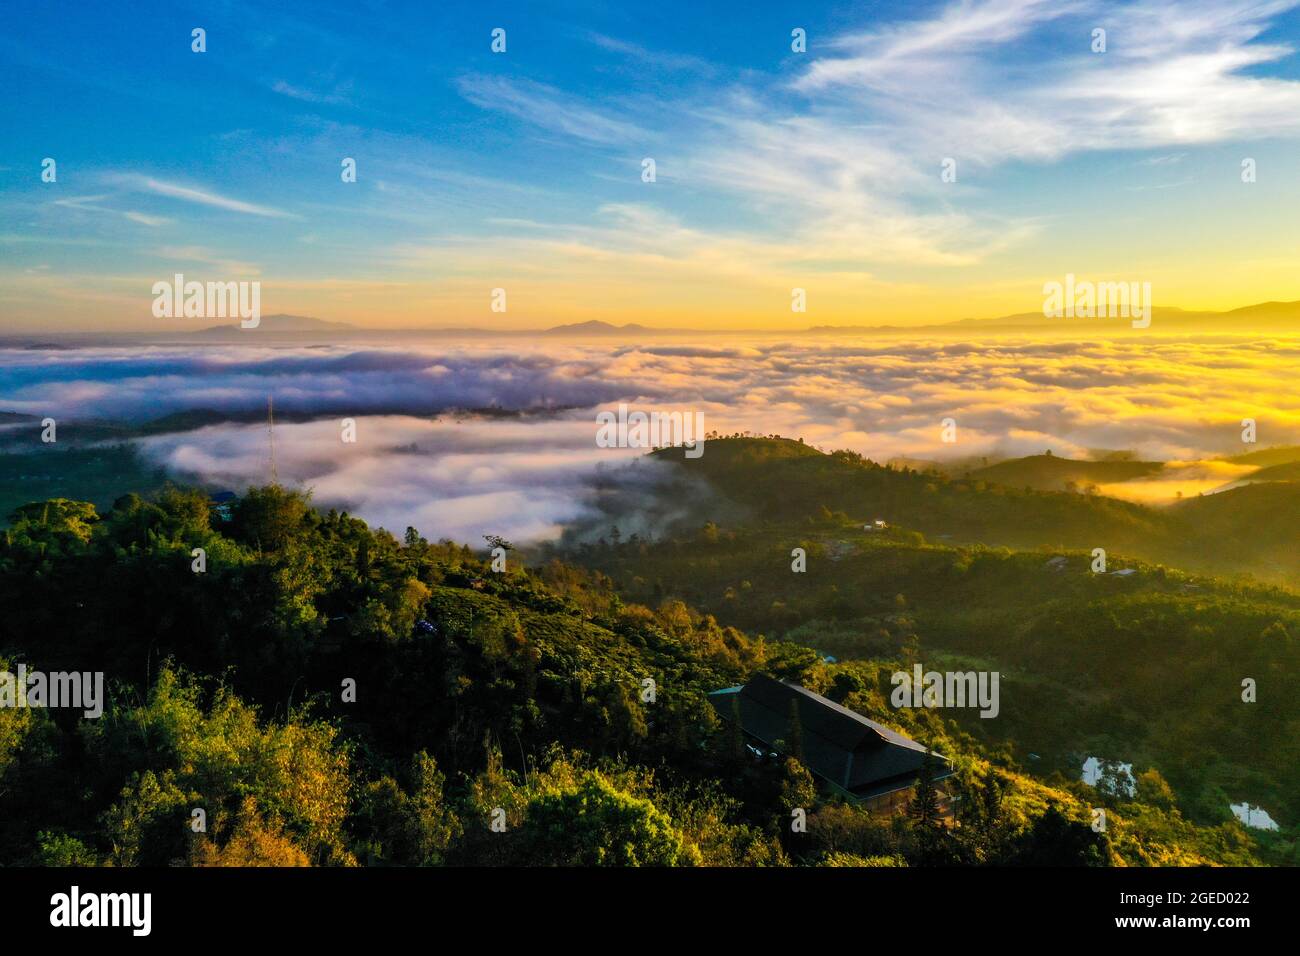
267, 394, 278, 484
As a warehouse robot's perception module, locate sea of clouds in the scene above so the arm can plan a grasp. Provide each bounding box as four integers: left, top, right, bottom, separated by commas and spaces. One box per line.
2, 335, 1296, 543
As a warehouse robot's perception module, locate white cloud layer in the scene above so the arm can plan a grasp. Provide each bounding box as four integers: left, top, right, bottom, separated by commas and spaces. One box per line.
3, 335, 1297, 543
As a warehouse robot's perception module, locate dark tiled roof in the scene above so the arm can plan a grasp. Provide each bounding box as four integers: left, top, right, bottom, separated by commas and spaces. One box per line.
709, 673, 952, 797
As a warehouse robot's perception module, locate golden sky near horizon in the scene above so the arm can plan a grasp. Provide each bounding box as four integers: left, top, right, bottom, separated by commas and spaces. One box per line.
9, 0, 1300, 332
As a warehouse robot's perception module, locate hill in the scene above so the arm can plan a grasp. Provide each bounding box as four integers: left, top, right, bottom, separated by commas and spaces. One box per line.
1, 485, 1266, 866
644, 437, 1175, 555
1225, 445, 1300, 468
634, 437, 1300, 582
1239, 461, 1300, 482
551, 443, 1300, 835
964, 454, 1164, 492
1169, 482, 1300, 573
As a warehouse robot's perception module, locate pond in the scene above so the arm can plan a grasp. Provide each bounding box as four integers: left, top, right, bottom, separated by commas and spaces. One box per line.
1229, 803, 1279, 831
1080, 756, 1136, 796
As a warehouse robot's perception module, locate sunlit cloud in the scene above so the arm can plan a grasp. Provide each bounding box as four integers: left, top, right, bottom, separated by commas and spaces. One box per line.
3, 335, 1298, 541
138, 415, 649, 544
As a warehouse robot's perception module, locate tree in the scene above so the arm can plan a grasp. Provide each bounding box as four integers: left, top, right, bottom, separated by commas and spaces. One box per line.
957, 767, 1009, 862
36, 831, 99, 866
0, 656, 35, 786
408, 752, 461, 863
351, 752, 461, 865
780, 757, 816, 813
101, 769, 192, 866
230, 485, 310, 553
8, 498, 99, 545
1135, 768, 1177, 810
190, 796, 311, 866
656, 599, 693, 636
909, 749, 942, 829
157, 486, 212, 537
1009, 803, 1109, 866
86, 666, 355, 867
513, 773, 701, 866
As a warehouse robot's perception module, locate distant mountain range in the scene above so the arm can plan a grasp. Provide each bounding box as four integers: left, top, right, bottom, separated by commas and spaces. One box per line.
542, 320, 658, 335
180, 302, 1300, 338
808, 300, 1300, 335
187, 316, 683, 337
193, 314, 359, 335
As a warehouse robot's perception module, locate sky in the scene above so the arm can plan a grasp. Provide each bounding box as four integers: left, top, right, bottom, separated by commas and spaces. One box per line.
6, 0, 1300, 330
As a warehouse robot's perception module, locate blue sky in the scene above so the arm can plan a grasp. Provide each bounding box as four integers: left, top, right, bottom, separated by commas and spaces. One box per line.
6, 0, 1300, 330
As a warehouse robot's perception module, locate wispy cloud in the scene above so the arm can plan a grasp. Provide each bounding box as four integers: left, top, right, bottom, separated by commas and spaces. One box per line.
793, 0, 1300, 161
270, 78, 351, 105
113, 175, 297, 219
11, 0, 1300, 329
446, 1, 1300, 278
151, 245, 262, 275
652, 0, 1300, 269
805, 0, 1079, 91
587, 32, 715, 74
455, 74, 645, 145
124, 211, 171, 226
53, 194, 171, 227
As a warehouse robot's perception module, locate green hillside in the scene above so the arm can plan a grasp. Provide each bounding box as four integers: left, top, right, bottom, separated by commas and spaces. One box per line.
1169, 482, 1300, 574
635, 437, 1300, 582
0, 485, 1276, 866
1225, 445, 1300, 468
1237, 461, 1300, 482
548, 438, 1300, 845
964, 454, 1164, 491
0, 444, 171, 522
649, 439, 1169, 548
555, 519, 1300, 828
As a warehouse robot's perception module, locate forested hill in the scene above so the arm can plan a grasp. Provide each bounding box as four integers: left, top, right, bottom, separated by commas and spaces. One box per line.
636, 437, 1300, 582
548, 439, 1300, 850
0, 487, 1273, 866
